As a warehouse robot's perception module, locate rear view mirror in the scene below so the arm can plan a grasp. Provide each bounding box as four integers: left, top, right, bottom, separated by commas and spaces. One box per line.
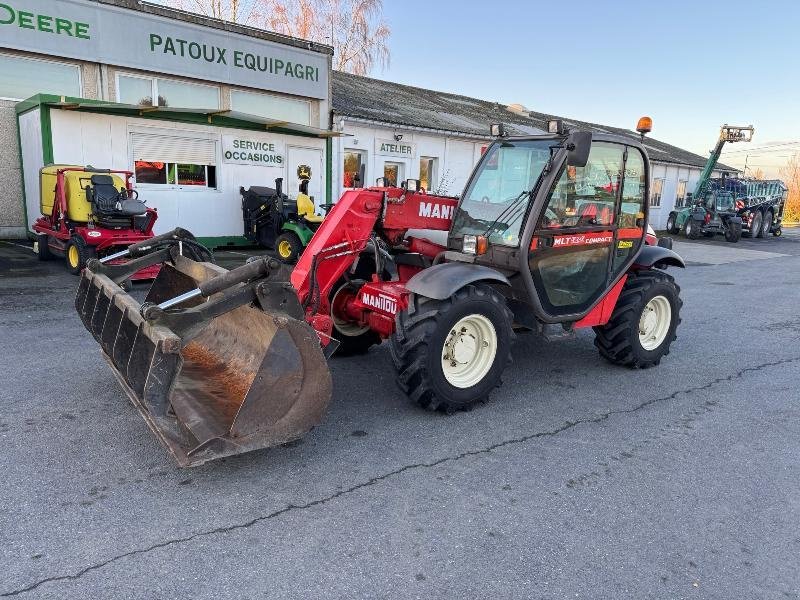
566, 131, 592, 167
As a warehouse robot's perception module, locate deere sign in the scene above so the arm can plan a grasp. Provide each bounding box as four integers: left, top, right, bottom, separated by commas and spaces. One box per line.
0, 0, 329, 99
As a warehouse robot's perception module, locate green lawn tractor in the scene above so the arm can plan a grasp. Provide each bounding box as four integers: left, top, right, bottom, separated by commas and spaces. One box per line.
666, 190, 742, 243
241, 178, 326, 262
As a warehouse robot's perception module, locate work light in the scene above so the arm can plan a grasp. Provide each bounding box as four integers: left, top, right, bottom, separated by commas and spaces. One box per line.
490, 123, 505, 137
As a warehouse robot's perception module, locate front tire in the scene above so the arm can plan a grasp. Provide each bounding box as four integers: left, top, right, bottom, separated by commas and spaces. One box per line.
391, 284, 514, 412
65, 235, 96, 275
275, 231, 302, 263
666, 213, 678, 234
594, 270, 682, 368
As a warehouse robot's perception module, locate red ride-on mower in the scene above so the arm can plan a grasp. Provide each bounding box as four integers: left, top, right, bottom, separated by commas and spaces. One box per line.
33, 166, 160, 283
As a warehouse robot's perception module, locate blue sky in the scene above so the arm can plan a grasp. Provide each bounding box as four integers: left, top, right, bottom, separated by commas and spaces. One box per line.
378, 0, 800, 176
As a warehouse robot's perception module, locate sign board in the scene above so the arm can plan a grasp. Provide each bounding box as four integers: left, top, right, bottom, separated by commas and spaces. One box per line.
0, 0, 329, 99
222, 135, 284, 167
375, 138, 416, 159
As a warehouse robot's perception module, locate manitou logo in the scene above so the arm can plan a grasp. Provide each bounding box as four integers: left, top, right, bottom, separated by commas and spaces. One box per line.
418, 202, 454, 220
361, 292, 398, 314
552, 233, 613, 247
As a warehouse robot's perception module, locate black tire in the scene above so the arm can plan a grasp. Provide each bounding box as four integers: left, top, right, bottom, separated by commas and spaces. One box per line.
36, 234, 52, 261
666, 213, 678, 234
391, 283, 514, 412
274, 231, 303, 263
684, 218, 700, 240
759, 210, 772, 238
65, 235, 96, 275
594, 270, 682, 368
724, 221, 741, 243
749, 211, 762, 238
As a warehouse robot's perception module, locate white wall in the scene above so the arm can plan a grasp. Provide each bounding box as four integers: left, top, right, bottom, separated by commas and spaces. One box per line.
648, 162, 731, 229
19, 108, 43, 233
47, 109, 327, 240
334, 120, 487, 199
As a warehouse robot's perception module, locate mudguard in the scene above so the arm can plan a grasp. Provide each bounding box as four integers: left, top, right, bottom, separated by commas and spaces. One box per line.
633, 245, 685, 269
405, 262, 510, 300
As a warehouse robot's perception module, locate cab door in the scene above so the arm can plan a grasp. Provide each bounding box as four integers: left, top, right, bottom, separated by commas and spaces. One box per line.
528, 142, 643, 318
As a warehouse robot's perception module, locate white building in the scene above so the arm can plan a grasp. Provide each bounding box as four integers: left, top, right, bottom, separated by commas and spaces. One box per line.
331, 72, 737, 230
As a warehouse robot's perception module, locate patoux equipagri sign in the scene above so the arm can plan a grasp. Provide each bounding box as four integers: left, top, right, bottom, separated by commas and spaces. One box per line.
0, 0, 329, 99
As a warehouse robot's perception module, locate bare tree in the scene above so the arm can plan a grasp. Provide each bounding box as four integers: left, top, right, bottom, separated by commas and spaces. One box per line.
779, 153, 800, 223
751, 168, 765, 180
161, 0, 391, 75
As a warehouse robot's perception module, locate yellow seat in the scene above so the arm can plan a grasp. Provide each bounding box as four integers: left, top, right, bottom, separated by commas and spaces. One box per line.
297, 193, 324, 223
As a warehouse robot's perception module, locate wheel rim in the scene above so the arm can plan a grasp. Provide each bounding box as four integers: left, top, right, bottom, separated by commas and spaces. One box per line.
638, 295, 672, 351
667, 216, 674, 230
686, 221, 693, 236
441, 314, 497, 388
277, 239, 293, 259
68, 245, 80, 268
331, 285, 371, 337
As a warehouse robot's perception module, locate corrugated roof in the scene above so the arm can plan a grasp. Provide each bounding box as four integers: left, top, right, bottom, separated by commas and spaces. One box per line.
332, 71, 737, 172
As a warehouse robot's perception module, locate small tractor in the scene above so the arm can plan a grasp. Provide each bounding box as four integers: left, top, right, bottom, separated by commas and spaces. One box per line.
666, 125, 754, 242
76, 118, 686, 467
34, 165, 160, 281
242, 176, 327, 263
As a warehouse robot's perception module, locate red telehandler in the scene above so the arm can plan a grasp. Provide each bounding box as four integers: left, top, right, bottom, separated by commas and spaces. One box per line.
76, 120, 685, 466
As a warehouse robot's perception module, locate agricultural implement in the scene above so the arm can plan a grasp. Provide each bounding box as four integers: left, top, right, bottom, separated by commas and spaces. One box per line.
77, 119, 685, 466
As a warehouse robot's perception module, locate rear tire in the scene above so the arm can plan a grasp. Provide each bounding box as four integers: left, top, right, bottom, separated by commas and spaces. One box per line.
36, 234, 52, 261
391, 283, 514, 412
65, 235, 96, 275
594, 270, 681, 368
275, 231, 302, 264
725, 221, 741, 243
684, 218, 700, 240
759, 210, 772, 238
749, 211, 762, 238
666, 213, 678, 234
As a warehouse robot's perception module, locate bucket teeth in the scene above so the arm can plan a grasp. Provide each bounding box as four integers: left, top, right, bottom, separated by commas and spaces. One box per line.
76, 259, 332, 467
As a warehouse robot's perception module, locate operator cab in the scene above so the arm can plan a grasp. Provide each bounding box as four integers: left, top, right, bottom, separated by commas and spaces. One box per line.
447, 119, 652, 322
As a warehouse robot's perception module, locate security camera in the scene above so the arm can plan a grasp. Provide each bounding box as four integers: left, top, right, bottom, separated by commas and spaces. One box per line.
394, 133, 403, 142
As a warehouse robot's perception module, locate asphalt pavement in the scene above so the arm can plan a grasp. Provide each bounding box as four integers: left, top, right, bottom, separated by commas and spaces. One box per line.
1, 229, 799, 599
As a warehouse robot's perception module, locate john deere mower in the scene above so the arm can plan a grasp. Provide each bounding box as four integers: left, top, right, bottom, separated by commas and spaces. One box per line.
242, 177, 326, 263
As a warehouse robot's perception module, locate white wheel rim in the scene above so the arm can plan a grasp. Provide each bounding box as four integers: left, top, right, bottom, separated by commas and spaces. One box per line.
638, 295, 672, 351
441, 314, 497, 388
331, 285, 371, 337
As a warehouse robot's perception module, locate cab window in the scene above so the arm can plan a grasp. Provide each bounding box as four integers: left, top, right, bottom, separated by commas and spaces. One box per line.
539, 143, 623, 229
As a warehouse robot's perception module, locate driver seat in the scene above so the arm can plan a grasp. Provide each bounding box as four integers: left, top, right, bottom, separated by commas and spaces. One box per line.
88, 174, 147, 217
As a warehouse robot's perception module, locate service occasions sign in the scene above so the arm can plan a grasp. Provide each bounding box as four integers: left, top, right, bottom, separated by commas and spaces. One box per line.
222, 135, 284, 167
0, 0, 329, 99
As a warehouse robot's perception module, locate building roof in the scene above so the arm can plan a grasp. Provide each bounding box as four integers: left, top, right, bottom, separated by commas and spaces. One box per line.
332, 71, 737, 172
96, 0, 334, 55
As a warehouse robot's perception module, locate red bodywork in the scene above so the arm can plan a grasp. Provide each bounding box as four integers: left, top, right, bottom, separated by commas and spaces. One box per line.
33, 167, 159, 281
290, 186, 637, 345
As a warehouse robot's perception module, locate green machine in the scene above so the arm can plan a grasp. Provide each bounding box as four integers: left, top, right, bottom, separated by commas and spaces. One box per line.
666, 125, 754, 243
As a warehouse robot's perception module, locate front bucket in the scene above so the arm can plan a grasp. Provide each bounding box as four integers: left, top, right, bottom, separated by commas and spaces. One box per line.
76, 256, 332, 467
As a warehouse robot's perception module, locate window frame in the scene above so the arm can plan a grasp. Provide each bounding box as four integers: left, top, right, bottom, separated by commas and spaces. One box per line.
342, 148, 366, 188
383, 161, 405, 187
230, 88, 312, 125
115, 72, 220, 109
134, 161, 218, 190
0, 52, 82, 101
650, 177, 665, 208
675, 179, 688, 207
419, 156, 438, 192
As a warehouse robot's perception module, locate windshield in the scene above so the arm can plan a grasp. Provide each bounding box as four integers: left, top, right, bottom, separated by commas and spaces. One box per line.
450, 139, 553, 246
715, 191, 735, 211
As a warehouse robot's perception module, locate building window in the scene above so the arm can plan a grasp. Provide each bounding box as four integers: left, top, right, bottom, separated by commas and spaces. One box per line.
230, 89, 311, 125
650, 177, 665, 208
117, 74, 220, 109
384, 162, 404, 187
419, 156, 438, 192
343, 150, 364, 188
675, 179, 688, 207
131, 131, 217, 189
0, 54, 80, 100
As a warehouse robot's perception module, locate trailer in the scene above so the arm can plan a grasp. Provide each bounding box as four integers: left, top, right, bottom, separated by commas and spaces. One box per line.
709, 177, 788, 238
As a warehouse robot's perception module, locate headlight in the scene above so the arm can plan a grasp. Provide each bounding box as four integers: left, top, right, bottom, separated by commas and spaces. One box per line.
462, 234, 477, 254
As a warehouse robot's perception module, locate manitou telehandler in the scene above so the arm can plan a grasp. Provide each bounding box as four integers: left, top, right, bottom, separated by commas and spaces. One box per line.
76, 118, 685, 466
